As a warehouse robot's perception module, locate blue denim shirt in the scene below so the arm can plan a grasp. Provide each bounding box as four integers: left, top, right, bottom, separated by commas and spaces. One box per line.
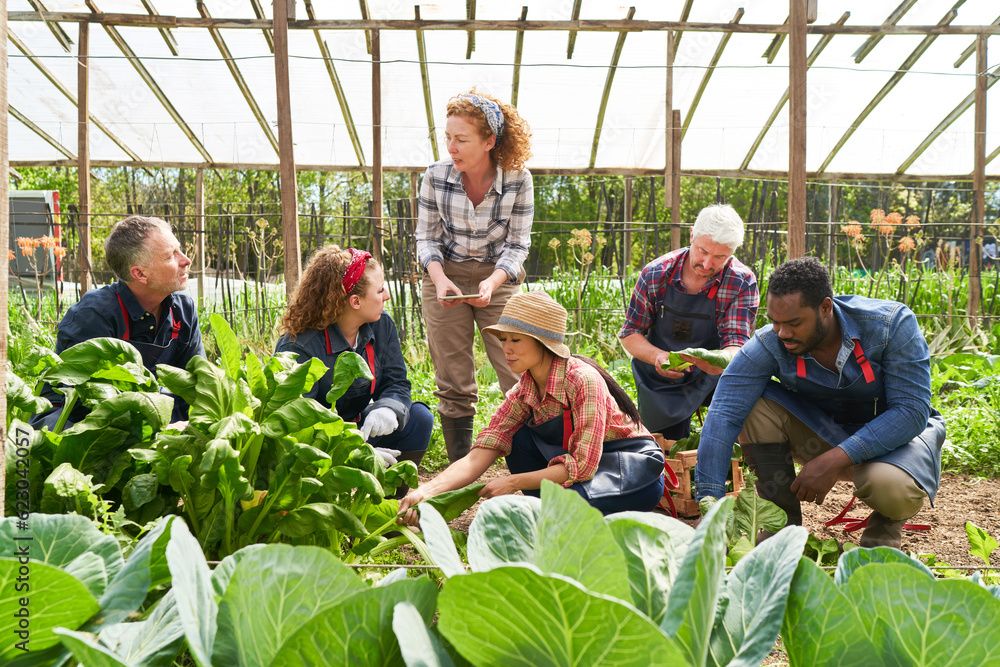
275, 311, 413, 426
695, 295, 932, 500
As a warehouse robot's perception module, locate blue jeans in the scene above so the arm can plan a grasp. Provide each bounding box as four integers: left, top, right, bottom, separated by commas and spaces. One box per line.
505, 425, 665, 515
368, 402, 433, 453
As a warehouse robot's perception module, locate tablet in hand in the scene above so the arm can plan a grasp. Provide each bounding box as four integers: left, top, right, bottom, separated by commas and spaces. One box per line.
439, 293, 480, 300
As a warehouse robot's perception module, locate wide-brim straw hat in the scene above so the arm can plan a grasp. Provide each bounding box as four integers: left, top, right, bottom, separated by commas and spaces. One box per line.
482, 291, 571, 358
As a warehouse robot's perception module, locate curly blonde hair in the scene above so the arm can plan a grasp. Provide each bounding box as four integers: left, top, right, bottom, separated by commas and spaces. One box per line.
446, 90, 533, 171
281, 245, 377, 338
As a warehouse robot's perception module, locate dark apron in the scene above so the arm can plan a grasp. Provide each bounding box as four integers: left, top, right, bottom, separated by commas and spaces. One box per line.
632, 283, 721, 432
762, 339, 945, 503
522, 411, 664, 500
117, 294, 181, 368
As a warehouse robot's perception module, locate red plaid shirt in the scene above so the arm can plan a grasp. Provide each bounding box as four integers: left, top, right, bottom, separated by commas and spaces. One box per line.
618, 247, 758, 348
474, 356, 650, 485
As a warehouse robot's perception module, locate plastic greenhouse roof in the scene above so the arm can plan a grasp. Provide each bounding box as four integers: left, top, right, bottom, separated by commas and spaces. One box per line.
6, 0, 1000, 178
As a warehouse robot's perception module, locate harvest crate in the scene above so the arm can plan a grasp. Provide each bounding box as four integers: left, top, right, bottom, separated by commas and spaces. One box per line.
654, 435, 745, 517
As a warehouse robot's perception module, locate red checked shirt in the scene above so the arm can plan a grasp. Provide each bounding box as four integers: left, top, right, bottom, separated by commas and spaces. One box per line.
618, 247, 759, 348
474, 356, 651, 485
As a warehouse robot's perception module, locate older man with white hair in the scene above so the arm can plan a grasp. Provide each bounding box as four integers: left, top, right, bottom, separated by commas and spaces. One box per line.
620, 204, 759, 441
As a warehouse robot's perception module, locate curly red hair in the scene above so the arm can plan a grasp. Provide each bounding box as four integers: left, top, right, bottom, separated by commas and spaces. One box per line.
281, 245, 378, 338
446, 89, 533, 171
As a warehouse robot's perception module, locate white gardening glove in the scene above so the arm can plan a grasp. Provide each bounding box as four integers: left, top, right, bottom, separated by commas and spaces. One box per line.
360, 407, 399, 441
374, 447, 402, 467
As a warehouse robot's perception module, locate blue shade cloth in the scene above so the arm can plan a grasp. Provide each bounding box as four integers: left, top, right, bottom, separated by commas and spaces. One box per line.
460, 93, 505, 140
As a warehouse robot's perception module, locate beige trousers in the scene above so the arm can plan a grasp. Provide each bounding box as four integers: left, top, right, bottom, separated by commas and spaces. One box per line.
421, 259, 523, 419
739, 397, 926, 521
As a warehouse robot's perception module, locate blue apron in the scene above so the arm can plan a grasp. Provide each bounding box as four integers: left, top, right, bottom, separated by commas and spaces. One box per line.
762, 340, 945, 503
521, 411, 665, 501
632, 282, 721, 432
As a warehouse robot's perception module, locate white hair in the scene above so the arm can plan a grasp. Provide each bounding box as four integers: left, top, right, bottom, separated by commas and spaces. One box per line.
690, 204, 744, 250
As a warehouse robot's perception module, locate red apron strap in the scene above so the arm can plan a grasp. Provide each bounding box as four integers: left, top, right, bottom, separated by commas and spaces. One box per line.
852, 339, 875, 384
561, 407, 573, 450
324, 329, 333, 355
706, 282, 719, 300
796, 356, 806, 378
171, 307, 181, 340
364, 341, 376, 395
116, 294, 130, 341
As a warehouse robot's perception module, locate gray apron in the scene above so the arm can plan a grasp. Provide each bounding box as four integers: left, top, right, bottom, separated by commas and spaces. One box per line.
762, 340, 945, 503
632, 283, 721, 432
521, 411, 665, 501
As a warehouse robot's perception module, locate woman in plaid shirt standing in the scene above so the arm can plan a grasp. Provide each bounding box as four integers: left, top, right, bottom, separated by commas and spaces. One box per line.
417, 90, 534, 464
398, 291, 666, 523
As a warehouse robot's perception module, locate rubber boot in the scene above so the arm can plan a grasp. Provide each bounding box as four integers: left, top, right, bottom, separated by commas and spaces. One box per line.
441, 415, 474, 464
390, 450, 426, 500
742, 442, 802, 544
859, 511, 904, 549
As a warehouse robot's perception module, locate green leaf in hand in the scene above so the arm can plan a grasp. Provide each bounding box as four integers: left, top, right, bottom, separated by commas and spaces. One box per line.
676, 347, 733, 370
661, 351, 694, 372
425, 483, 486, 522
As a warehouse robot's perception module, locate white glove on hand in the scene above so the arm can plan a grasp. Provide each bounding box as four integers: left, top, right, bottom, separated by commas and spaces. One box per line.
360, 407, 399, 441
374, 447, 402, 467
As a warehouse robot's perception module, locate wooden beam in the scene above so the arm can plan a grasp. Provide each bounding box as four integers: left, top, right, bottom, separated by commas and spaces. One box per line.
9, 13, 1000, 35
566, 0, 583, 59
671, 109, 681, 251
970, 33, 987, 329
788, 0, 806, 260
589, 6, 636, 169
304, 0, 365, 167
198, 1, 279, 156
465, 0, 476, 60
818, 8, 959, 174
273, 0, 300, 295
674, 0, 694, 50
138, 0, 178, 56
664, 30, 674, 214
8, 106, 75, 159
8, 28, 141, 161
2, 0, 11, 505
358, 0, 372, 54
852, 0, 919, 63
762, 15, 788, 64
955, 16, 1000, 67
372, 28, 384, 264
896, 63, 999, 174
25, 0, 73, 51
681, 8, 743, 141
414, 6, 438, 163
195, 168, 205, 308
741, 12, 849, 171
248, 0, 274, 53
78, 21, 92, 294
511, 6, 528, 107
85, 0, 213, 162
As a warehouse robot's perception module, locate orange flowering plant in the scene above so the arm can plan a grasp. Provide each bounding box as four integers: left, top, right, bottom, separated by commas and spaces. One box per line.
841, 208, 925, 297
11, 234, 68, 319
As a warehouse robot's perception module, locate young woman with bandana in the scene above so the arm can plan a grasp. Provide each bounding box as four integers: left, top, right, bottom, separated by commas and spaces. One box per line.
417, 90, 534, 463
275, 245, 432, 493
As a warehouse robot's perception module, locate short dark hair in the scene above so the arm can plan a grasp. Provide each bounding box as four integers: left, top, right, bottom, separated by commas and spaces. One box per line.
104, 216, 170, 281
767, 257, 833, 309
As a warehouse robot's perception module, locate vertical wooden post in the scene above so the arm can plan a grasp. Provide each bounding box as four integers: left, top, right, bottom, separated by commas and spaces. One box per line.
371, 29, 384, 264
788, 0, 807, 259
671, 109, 682, 251
664, 30, 675, 252
623, 175, 632, 272
78, 21, 92, 294
195, 168, 206, 308
273, 0, 300, 296
1, 0, 10, 512
970, 33, 987, 329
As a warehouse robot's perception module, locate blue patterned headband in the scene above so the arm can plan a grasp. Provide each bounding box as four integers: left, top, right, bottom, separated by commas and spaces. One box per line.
460, 93, 505, 141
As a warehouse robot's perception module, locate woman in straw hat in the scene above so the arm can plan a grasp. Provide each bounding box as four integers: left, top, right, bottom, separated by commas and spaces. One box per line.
417, 89, 534, 464
399, 291, 665, 521
276, 245, 432, 496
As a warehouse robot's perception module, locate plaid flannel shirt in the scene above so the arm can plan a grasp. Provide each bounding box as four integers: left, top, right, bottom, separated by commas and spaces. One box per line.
474, 356, 650, 485
416, 159, 533, 280
619, 248, 759, 348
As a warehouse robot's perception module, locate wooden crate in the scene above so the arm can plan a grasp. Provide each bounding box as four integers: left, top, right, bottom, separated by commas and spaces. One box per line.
654, 435, 745, 517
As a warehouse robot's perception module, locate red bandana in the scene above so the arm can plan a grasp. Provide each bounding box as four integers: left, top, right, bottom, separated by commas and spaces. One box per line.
342, 248, 372, 294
